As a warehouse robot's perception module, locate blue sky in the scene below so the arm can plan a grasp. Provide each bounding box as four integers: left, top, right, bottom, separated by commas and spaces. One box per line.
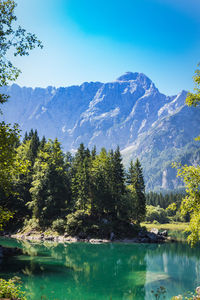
13, 0, 200, 95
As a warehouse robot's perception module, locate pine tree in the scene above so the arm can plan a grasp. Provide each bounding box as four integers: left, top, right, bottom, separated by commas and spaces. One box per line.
71, 144, 91, 211
109, 147, 125, 217
90, 148, 111, 215
91, 145, 96, 160
26, 130, 40, 166
30, 139, 70, 228
128, 159, 146, 223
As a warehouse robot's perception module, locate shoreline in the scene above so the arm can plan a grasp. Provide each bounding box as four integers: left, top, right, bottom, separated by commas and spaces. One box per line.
2, 228, 174, 244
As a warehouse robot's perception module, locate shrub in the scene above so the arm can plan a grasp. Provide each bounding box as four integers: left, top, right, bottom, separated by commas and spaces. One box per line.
65, 210, 89, 236
52, 218, 65, 234
23, 218, 40, 232
0, 277, 27, 300
146, 205, 169, 224
65, 210, 140, 238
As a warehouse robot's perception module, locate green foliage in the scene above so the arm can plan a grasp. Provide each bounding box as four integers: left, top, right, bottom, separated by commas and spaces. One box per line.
23, 218, 40, 232
65, 210, 89, 236
29, 139, 71, 228
52, 218, 65, 234
0, 130, 45, 229
146, 205, 169, 224
186, 65, 200, 108
186, 64, 200, 141
0, 0, 42, 104
172, 286, 200, 299
0, 123, 30, 230
0, 276, 27, 300
173, 65, 200, 246
146, 191, 184, 209
116, 190, 137, 222
65, 209, 139, 238
0, 127, 145, 237
0, 206, 13, 230
174, 164, 200, 246
71, 143, 91, 211
0, 122, 26, 194
127, 159, 146, 223
0, 1, 42, 231
89, 147, 126, 217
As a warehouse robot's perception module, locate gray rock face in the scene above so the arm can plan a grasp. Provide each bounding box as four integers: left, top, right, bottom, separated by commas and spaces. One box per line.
1, 72, 199, 191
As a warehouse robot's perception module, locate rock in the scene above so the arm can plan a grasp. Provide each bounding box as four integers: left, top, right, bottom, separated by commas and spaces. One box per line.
110, 232, 115, 241
138, 230, 146, 238
44, 236, 54, 241
147, 232, 165, 243
160, 230, 168, 237
26, 229, 37, 236
147, 232, 158, 242
150, 228, 159, 235
89, 239, 109, 244
140, 238, 150, 243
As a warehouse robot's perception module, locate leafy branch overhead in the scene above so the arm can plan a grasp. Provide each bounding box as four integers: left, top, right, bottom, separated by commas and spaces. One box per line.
186, 65, 200, 108
174, 65, 200, 246
0, 0, 43, 103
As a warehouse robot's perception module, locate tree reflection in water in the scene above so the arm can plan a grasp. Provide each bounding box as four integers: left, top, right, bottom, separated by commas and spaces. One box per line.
0, 238, 199, 300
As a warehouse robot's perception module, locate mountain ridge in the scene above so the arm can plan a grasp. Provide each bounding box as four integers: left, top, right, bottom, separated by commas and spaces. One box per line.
1, 72, 199, 191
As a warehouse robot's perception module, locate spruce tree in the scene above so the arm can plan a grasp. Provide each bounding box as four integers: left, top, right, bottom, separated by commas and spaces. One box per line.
128, 159, 146, 223
110, 146, 125, 217
71, 144, 91, 211
27, 130, 40, 166
90, 148, 111, 215
30, 139, 70, 228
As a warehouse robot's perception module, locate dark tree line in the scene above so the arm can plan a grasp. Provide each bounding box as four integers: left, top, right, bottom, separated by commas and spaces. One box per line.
146, 191, 185, 209
0, 130, 146, 237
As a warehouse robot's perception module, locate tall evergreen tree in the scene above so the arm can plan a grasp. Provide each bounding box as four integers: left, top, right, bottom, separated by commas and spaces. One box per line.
109, 147, 125, 217
71, 144, 91, 211
30, 139, 70, 228
127, 159, 146, 223
90, 148, 111, 215
26, 130, 40, 166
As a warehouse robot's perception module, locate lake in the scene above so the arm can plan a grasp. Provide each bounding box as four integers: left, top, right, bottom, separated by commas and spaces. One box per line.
0, 237, 199, 300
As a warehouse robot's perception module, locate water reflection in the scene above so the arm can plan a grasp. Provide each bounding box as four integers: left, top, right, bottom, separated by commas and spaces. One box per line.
0, 238, 199, 300
145, 243, 200, 300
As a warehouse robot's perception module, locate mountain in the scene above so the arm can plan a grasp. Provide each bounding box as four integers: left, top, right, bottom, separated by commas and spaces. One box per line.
1, 72, 200, 191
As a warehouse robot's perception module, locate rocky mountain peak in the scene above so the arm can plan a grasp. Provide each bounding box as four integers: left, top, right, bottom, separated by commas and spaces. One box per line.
116, 72, 154, 90
116, 72, 140, 82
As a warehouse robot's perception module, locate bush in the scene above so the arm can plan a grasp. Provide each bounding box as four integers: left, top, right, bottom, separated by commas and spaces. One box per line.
65, 210, 140, 239
170, 211, 185, 223
23, 218, 40, 232
65, 210, 89, 236
146, 205, 169, 224
0, 277, 27, 300
52, 218, 65, 234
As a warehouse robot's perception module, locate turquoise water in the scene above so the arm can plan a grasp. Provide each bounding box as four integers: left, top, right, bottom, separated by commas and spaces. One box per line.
0, 237, 199, 300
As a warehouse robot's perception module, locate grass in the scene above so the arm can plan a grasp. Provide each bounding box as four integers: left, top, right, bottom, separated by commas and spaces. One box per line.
141, 222, 189, 231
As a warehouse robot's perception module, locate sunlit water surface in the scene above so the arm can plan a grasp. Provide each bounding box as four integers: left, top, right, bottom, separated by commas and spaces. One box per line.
0, 237, 199, 300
